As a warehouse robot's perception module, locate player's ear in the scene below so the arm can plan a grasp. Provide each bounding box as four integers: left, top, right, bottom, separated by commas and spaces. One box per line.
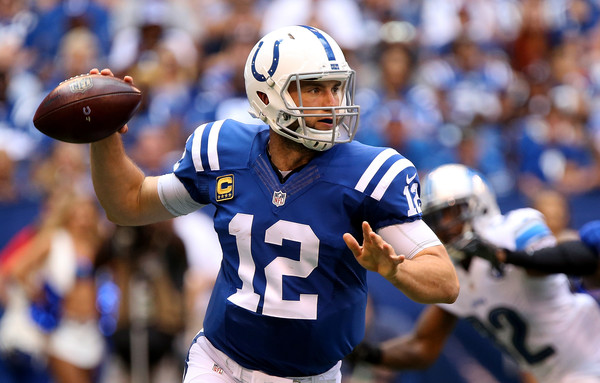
257, 91, 269, 105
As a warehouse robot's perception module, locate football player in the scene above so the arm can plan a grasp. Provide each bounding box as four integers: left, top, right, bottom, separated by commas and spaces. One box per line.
350, 164, 600, 383
87, 26, 459, 382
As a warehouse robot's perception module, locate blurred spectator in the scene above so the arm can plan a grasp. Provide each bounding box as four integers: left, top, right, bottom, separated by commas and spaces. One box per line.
0, 149, 41, 250
129, 39, 198, 146
356, 42, 449, 173
0, 149, 17, 202
545, 0, 600, 45
46, 26, 104, 87
95, 222, 188, 383
109, 1, 199, 147
1, 189, 107, 383
516, 101, 599, 198
171, 207, 223, 347
531, 188, 579, 242
416, 34, 516, 128
509, 0, 551, 72
30, 141, 92, 198
418, 0, 522, 53
184, 26, 262, 134
129, 127, 177, 176
24, 0, 112, 81
259, 0, 367, 51
108, 0, 197, 78
194, 0, 263, 57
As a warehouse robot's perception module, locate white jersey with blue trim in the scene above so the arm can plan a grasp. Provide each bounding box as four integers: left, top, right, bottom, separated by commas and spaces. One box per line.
440, 208, 600, 382
170, 119, 423, 376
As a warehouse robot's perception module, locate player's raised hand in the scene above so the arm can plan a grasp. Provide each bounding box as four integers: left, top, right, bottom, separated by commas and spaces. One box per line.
344, 221, 405, 279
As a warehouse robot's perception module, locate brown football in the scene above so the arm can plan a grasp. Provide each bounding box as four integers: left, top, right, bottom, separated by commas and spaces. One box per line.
33, 74, 142, 143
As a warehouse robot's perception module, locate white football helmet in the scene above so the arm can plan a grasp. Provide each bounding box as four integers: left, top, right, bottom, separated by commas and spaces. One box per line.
421, 164, 501, 261
244, 25, 360, 151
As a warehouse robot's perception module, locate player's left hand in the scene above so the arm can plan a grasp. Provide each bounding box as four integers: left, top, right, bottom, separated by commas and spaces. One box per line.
344, 221, 405, 278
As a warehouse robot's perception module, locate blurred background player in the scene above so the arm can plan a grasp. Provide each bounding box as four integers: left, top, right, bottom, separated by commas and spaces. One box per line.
350, 164, 600, 383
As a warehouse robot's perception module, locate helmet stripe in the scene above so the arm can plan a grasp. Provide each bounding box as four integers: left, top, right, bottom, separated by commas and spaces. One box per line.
300, 25, 336, 61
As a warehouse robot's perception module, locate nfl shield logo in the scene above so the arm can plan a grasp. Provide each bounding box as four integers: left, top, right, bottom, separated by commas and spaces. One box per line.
272, 191, 286, 207
69, 76, 94, 93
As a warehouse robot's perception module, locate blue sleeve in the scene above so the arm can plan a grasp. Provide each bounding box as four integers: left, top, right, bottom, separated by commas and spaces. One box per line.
349, 148, 422, 230
171, 119, 267, 205
580, 220, 600, 254
172, 124, 212, 205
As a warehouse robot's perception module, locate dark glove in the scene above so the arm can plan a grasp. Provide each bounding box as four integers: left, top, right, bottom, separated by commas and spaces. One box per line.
451, 232, 503, 272
346, 342, 383, 366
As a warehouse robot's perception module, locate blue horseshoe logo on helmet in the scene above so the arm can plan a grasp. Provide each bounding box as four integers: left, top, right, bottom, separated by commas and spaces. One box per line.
251, 40, 282, 82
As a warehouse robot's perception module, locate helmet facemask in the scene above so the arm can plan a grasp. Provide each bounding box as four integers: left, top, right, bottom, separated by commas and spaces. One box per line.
421, 164, 502, 264
423, 201, 475, 262
275, 72, 360, 151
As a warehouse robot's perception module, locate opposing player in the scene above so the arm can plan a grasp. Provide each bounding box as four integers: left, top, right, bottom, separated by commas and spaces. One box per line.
350, 164, 600, 383
87, 26, 459, 382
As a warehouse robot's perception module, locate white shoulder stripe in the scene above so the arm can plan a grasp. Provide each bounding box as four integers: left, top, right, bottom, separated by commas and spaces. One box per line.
192, 123, 208, 172
371, 158, 413, 201
207, 120, 224, 171
354, 148, 397, 192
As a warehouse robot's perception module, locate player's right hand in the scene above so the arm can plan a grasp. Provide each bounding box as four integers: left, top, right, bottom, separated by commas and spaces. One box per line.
89, 67, 132, 134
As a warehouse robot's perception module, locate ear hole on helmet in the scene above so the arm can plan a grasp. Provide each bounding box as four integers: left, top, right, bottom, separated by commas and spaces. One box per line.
257, 91, 269, 105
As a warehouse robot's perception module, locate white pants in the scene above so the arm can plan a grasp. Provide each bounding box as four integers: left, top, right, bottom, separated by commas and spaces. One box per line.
182, 333, 341, 383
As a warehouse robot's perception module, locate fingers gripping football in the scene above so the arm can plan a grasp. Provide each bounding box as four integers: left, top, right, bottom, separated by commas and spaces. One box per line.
33, 68, 141, 143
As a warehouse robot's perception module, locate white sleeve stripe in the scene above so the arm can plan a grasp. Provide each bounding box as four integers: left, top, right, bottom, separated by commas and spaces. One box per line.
207, 120, 224, 171
371, 158, 413, 201
354, 148, 397, 192
157, 173, 205, 216
192, 123, 208, 172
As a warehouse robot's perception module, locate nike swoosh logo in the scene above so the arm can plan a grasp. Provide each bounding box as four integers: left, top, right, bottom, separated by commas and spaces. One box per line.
406, 172, 417, 184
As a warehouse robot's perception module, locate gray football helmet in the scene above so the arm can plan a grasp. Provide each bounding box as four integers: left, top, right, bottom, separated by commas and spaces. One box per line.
421, 164, 501, 262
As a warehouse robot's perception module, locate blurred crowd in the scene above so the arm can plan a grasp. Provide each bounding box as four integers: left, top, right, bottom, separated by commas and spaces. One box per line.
0, 0, 600, 383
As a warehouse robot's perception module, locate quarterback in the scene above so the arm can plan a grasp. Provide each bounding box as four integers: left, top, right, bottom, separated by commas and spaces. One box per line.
87, 26, 459, 382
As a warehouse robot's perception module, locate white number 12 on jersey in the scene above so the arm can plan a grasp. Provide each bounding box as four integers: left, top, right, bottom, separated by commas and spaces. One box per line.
227, 213, 319, 320
404, 182, 422, 216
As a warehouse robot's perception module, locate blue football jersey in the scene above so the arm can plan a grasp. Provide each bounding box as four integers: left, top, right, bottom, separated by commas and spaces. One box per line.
172, 119, 422, 376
